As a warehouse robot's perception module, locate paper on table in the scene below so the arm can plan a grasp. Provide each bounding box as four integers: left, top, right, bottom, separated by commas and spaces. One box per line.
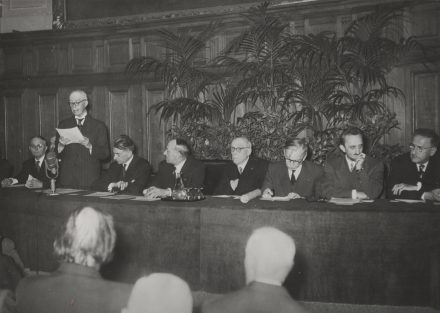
84, 191, 116, 197
392, 199, 425, 204
211, 195, 235, 198
54, 188, 84, 194
105, 194, 137, 200
260, 196, 291, 201
328, 197, 360, 205
6, 184, 25, 188
131, 196, 161, 201
56, 127, 85, 143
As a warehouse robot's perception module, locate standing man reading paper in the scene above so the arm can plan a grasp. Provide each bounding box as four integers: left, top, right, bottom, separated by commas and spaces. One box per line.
56, 90, 110, 188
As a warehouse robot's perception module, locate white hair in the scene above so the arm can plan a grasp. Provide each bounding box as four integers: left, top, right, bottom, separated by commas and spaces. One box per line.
124, 273, 193, 313
244, 227, 296, 284
54, 207, 116, 268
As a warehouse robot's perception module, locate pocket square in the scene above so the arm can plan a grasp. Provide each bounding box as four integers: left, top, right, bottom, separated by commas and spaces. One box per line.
230, 179, 239, 191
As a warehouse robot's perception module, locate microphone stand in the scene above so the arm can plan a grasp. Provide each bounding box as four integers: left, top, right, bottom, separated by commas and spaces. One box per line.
45, 160, 59, 196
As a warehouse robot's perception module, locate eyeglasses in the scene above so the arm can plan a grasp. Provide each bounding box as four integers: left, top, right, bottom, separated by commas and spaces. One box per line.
285, 157, 304, 165
69, 99, 87, 106
29, 144, 45, 150
231, 146, 250, 153
409, 144, 432, 153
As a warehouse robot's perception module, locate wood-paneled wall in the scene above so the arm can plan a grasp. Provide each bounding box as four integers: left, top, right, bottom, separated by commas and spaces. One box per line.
0, 0, 439, 174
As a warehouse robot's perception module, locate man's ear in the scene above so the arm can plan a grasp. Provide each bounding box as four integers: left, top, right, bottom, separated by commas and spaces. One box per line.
430, 147, 437, 157
339, 144, 346, 153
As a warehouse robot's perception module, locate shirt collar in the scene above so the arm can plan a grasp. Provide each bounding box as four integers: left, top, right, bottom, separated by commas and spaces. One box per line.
236, 157, 249, 172
35, 155, 45, 163
123, 155, 134, 169
345, 155, 356, 168
174, 159, 186, 174
418, 160, 429, 169
289, 164, 303, 178
75, 112, 88, 120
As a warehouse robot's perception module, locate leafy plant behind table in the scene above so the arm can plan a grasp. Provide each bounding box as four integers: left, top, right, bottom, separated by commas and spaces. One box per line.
126, 2, 425, 163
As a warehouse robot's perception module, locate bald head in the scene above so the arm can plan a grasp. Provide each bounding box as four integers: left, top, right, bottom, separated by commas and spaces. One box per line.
123, 273, 193, 313
244, 227, 296, 285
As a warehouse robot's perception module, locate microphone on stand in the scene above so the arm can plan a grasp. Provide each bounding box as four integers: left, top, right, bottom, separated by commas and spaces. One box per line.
45, 145, 59, 195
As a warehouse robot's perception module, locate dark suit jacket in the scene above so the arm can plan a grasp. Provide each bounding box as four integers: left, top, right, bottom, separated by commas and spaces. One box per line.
15, 157, 51, 188
92, 155, 152, 194
387, 152, 440, 199
201, 281, 310, 313
320, 153, 384, 199
151, 157, 205, 189
261, 160, 324, 197
16, 262, 131, 313
0, 159, 13, 181
214, 157, 268, 195
56, 115, 110, 188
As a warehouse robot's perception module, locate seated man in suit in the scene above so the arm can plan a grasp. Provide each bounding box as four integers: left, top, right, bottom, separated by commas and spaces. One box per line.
262, 138, 323, 199
92, 135, 151, 195
214, 137, 268, 203
122, 273, 192, 313
202, 227, 310, 313
1, 136, 50, 189
320, 127, 384, 200
143, 138, 205, 199
16, 206, 132, 313
388, 128, 440, 200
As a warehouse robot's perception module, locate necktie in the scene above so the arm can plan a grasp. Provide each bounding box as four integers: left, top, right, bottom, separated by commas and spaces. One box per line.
122, 164, 127, 179
76, 118, 84, 129
238, 167, 243, 175
35, 160, 41, 173
350, 162, 355, 172
290, 171, 296, 185
418, 164, 425, 179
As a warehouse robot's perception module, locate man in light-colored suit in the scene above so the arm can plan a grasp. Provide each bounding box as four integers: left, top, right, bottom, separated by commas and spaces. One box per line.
262, 138, 323, 199
202, 227, 310, 313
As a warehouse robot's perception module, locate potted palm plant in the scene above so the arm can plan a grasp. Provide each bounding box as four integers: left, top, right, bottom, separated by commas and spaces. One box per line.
126, 2, 423, 165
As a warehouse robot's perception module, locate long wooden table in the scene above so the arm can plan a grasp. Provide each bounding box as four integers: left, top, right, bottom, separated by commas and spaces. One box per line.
0, 187, 439, 307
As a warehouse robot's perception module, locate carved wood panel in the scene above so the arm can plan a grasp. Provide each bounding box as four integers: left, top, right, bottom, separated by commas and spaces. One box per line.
145, 88, 166, 171
413, 72, 440, 132
70, 41, 95, 73
2, 93, 23, 173
36, 45, 58, 74
38, 91, 58, 141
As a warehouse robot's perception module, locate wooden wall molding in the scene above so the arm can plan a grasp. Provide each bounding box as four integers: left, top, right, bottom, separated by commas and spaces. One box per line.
0, 0, 439, 169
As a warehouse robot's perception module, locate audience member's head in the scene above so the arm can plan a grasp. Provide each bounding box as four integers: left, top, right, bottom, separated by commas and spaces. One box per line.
29, 136, 48, 159
284, 138, 308, 171
339, 127, 364, 161
53, 206, 116, 269
163, 139, 191, 166
69, 90, 89, 117
122, 273, 193, 313
410, 128, 439, 164
244, 227, 296, 285
113, 135, 136, 165
230, 137, 252, 166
